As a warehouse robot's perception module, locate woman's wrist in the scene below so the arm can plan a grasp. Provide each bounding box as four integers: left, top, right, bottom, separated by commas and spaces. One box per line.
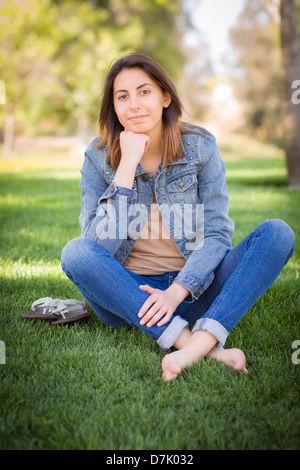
166, 283, 190, 306
113, 159, 137, 189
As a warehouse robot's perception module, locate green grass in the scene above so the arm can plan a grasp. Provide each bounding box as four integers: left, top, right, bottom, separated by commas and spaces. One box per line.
0, 135, 300, 450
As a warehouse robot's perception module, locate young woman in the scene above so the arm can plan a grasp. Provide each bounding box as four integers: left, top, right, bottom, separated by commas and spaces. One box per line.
61, 53, 295, 382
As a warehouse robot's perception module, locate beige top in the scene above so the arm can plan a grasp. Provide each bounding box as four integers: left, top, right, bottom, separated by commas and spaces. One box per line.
122, 203, 186, 275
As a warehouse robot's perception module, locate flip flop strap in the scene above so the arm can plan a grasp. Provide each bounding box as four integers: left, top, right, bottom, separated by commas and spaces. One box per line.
51, 299, 85, 319
31, 298, 84, 318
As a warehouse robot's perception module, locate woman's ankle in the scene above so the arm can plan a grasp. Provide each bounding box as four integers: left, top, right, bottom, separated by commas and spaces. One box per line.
173, 327, 191, 349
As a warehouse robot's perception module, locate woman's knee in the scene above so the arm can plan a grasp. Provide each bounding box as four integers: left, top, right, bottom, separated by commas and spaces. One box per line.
262, 219, 295, 260
61, 237, 93, 274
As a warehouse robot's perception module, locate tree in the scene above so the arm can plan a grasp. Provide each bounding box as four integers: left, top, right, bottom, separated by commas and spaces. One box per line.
228, 0, 300, 188
0, 0, 186, 156
280, 0, 300, 189
229, 1, 283, 139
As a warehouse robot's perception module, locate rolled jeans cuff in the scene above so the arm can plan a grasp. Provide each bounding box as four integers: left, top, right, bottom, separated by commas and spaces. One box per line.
191, 318, 228, 348
156, 316, 188, 350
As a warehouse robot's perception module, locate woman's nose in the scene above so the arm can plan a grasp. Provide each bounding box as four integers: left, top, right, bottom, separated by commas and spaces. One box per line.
129, 99, 140, 111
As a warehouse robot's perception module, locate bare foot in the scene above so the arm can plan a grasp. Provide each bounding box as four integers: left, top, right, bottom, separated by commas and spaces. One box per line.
162, 330, 218, 382
161, 351, 190, 382
207, 346, 248, 373
162, 345, 248, 382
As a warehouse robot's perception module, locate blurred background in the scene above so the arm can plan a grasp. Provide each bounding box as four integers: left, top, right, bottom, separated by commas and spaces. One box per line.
0, 0, 299, 188
1, 3, 300, 450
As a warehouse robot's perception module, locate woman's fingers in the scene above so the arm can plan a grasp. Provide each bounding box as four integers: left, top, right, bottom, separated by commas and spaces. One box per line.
138, 294, 160, 320
140, 304, 167, 327
138, 286, 175, 327
157, 311, 173, 327
139, 284, 153, 293
146, 308, 173, 328
120, 130, 150, 164
138, 285, 156, 317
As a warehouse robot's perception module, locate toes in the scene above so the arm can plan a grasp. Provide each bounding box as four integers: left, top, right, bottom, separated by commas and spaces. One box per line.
162, 356, 181, 382
232, 352, 248, 373
162, 370, 178, 382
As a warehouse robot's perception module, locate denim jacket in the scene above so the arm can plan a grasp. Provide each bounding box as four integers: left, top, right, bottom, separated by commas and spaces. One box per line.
79, 125, 235, 302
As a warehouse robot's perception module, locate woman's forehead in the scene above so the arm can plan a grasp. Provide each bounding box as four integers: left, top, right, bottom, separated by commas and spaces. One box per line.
113, 68, 156, 91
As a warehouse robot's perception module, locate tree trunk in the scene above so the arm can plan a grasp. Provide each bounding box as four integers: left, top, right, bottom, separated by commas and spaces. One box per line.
280, 0, 300, 189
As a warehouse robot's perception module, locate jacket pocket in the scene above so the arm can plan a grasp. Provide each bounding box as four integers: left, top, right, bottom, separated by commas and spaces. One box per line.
166, 172, 197, 204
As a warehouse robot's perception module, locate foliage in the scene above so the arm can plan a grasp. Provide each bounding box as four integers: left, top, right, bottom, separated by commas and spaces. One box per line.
228, 0, 300, 143
229, 0, 283, 140
0, 0, 186, 136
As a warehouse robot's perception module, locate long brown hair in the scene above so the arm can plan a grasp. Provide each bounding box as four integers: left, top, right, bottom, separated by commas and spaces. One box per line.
97, 53, 208, 170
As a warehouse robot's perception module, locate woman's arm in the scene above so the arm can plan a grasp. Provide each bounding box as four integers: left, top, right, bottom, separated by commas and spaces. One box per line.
173, 135, 235, 302
79, 132, 150, 255
136, 134, 234, 327
78, 139, 136, 254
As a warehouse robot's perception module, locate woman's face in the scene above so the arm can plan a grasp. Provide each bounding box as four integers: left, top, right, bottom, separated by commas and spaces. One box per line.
113, 67, 170, 140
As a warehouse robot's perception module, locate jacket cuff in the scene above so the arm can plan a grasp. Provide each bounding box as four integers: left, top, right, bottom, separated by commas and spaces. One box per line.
173, 272, 215, 303
191, 318, 228, 347
99, 182, 136, 201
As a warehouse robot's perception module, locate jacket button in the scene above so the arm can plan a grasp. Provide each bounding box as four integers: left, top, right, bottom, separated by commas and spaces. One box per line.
109, 186, 114, 192
195, 288, 200, 296
142, 175, 148, 181
178, 179, 184, 187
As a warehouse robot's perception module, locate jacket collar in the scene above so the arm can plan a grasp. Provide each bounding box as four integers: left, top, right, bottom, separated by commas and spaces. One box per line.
125, 132, 200, 176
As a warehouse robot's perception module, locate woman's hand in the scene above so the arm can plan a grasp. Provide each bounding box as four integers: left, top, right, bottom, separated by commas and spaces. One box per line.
113, 130, 149, 189
138, 283, 190, 328
120, 129, 150, 167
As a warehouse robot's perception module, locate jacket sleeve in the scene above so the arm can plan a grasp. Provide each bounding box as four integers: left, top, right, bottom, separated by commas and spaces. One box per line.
173, 135, 235, 302
78, 141, 137, 255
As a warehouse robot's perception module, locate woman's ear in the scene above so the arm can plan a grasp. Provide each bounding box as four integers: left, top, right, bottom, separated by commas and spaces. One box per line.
163, 93, 171, 108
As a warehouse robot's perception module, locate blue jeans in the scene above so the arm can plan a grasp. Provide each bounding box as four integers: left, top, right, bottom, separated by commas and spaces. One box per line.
61, 219, 295, 350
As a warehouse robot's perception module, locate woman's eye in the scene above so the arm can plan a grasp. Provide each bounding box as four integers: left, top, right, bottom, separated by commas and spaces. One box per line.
140, 89, 150, 95
117, 94, 127, 101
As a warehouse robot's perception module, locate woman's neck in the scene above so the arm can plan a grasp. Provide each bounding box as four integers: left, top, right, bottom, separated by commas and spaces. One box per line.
140, 152, 161, 177
140, 128, 163, 177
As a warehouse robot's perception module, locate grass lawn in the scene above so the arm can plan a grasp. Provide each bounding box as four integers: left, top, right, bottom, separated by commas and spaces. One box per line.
0, 134, 299, 450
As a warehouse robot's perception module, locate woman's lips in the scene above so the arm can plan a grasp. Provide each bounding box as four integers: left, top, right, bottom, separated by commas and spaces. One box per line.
128, 115, 148, 122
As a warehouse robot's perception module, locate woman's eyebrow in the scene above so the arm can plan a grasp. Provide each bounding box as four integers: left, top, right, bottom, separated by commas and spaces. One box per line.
114, 83, 153, 95
137, 82, 152, 90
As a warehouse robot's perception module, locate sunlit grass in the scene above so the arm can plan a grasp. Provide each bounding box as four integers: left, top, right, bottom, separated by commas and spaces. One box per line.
0, 144, 83, 173
218, 132, 284, 161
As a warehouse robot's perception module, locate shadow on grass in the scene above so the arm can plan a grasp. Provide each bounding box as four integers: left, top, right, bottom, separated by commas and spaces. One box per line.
225, 158, 288, 187
228, 177, 287, 187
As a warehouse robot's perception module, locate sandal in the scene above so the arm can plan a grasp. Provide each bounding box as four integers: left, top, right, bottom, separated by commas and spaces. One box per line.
22, 297, 89, 324
51, 299, 88, 325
